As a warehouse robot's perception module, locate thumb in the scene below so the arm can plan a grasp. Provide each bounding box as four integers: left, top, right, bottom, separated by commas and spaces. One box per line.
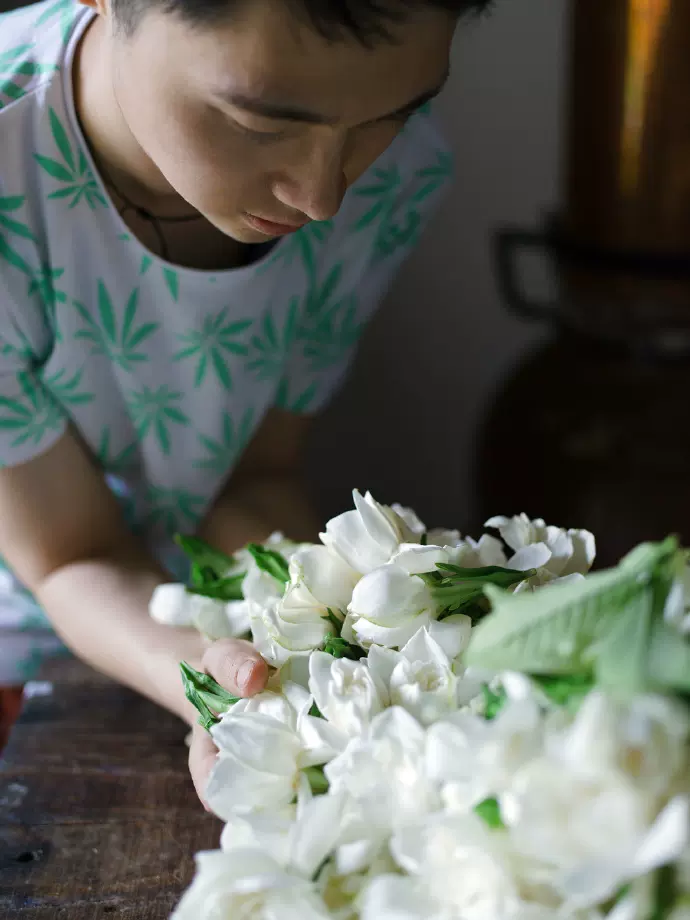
202, 637, 269, 698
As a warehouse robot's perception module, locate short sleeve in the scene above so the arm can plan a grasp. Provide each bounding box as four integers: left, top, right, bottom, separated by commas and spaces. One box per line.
274, 112, 453, 416
0, 192, 67, 467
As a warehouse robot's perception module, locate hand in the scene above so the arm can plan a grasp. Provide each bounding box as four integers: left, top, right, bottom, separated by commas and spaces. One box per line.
188, 637, 268, 810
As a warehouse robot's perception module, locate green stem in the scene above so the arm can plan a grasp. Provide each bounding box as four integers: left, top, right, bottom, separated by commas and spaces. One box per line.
180, 661, 241, 731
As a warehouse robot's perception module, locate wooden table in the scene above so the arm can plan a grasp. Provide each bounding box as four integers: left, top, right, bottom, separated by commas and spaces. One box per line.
0, 658, 222, 918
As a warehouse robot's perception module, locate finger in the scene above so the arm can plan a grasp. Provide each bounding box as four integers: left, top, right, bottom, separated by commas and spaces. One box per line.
188, 723, 218, 812
202, 637, 269, 698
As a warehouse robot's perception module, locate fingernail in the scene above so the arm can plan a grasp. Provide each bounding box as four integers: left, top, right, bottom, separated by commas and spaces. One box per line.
237, 659, 256, 692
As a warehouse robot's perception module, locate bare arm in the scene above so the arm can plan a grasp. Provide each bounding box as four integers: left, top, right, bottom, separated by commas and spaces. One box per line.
0, 430, 265, 725
198, 407, 322, 552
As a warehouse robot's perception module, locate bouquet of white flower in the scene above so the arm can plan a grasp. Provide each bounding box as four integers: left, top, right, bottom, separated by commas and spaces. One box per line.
150, 490, 690, 920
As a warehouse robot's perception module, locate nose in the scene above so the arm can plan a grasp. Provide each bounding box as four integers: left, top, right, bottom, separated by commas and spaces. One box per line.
273, 135, 348, 223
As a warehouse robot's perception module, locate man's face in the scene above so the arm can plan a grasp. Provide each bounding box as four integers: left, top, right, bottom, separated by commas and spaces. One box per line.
108, 0, 455, 241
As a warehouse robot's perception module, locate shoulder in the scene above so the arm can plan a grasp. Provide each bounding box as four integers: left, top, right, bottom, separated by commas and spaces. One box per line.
0, 0, 82, 113
321, 108, 452, 272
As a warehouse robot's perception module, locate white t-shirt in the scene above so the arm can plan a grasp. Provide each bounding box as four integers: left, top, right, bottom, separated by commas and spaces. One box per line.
0, 0, 452, 683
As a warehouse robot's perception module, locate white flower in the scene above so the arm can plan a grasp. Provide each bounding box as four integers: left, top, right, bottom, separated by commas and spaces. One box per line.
426, 690, 543, 812
218, 532, 310, 641
220, 781, 347, 882
226, 680, 311, 727
453, 534, 511, 569
543, 691, 689, 801
149, 583, 249, 640
360, 813, 536, 920
149, 583, 197, 627
207, 713, 305, 820
171, 849, 332, 920
500, 692, 690, 907
249, 545, 359, 668
206, 684, 331, 821
324, 707, 439, 857
289, 544, 360, 613
343, 563, 436, 649
367, 624, 472, 726
320, 490, 421, 575
485, 514, 596, 585
306, 651, 387, 749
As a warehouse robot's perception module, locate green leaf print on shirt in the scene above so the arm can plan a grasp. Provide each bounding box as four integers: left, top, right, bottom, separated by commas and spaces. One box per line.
174, 310, 251, 390
0, 371, 64, 448
28, 266, 68, 340
35, 109, 107, 210
259, 220, 334, 279
140, 255, 180, 301
0, 195, 35, 276
73, 283, 159, 371
275, 378, 318, 414
34, 0, 76, 42
44, 366, 94, 406
246, 299, 298, 381
126, 385, 190, 455
353, 163, 428, 261
411, 150, 453, 204
146, 487, 206, 536
194, 408, 254, 475
301, 294, 364, 373
295, 264, 364, 372
0, 45, 44, 110
354, 149, 452, 260
97, 426, 138, 474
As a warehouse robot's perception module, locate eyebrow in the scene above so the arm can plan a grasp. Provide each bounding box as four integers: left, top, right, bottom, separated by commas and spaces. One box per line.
217, 73, 449, 126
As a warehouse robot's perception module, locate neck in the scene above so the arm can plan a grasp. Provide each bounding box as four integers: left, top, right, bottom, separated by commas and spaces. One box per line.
73, 15, 199, 219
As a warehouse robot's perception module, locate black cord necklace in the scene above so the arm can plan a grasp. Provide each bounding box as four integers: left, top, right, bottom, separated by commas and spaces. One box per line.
103, 167, 203, 262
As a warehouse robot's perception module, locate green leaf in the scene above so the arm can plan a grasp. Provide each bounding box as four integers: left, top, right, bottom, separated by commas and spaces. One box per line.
174, 534, 235, 577
163, 267, 179, 301
481, 683, 507, 720
474, 797, 505, 829
531, 673, 594, 708
180, 660, 240, 731
309, 701, 323, 718
0, 195, 25, 211
323, 636, 366, 660
593, 587, 654, 694
49, 108, 75, 172
466, 538, 679, 678
246, 543, 290, 585
0, 212, 36, 240
97, 281, 117, 343
121, 288, 138, 344
34, 154, 72, 182
188, 576, 245, 602
211, 348, 232, 390
302, 766, 329, 795
647, 619, 690, 692
126, 321, 158, 350
0, 235, 32, 275
431, 566, 534, 617
649, 866, 678, 920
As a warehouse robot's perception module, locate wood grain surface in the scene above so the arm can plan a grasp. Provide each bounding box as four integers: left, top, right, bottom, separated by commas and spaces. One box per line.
0, 658, 221, 918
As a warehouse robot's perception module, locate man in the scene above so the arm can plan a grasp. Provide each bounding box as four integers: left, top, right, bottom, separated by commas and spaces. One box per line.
0, 0, 489, 799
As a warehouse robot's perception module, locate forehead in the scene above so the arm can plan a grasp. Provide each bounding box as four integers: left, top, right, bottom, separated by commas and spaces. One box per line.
158, 0, 455, 122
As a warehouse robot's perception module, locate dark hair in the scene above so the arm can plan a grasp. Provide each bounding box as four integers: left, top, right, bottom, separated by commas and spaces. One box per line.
112, 0, 493, 43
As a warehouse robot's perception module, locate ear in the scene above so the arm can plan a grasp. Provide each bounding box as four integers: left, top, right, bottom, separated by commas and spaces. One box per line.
77, 0, 109, 14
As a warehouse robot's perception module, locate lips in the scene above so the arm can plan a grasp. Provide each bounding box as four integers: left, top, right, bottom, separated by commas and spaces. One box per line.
245, 214, 308, 236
